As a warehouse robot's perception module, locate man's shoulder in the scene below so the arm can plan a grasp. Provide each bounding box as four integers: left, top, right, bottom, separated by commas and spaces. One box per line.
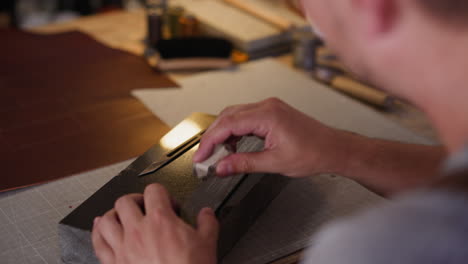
302, 188, 468, 264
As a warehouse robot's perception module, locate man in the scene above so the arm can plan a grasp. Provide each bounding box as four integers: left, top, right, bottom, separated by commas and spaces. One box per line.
91, 0, 468, 263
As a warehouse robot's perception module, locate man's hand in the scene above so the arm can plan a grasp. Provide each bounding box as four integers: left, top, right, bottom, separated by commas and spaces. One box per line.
193, 98, 351, 178
91, 184, 219, 264
194, 98, 445, 195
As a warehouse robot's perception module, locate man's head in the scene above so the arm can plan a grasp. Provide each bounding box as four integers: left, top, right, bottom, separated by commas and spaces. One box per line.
301, 0, 468, 100
300, 0, 468, 151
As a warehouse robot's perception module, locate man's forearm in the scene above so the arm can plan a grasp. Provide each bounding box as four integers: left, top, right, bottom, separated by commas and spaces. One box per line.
337, 132, 446, 196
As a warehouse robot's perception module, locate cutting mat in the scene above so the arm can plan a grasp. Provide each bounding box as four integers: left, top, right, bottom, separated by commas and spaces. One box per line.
0, 160, 133, 263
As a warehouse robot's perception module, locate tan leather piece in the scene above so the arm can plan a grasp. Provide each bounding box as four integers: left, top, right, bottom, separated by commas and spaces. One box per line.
0, 29, 175, 192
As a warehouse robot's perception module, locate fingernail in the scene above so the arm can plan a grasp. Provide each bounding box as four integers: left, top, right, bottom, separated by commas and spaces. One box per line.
217, 162, 233, 176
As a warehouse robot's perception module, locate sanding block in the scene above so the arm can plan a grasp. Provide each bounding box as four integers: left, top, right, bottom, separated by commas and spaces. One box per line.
58, 113, 289, 263
193, 144, 234, 180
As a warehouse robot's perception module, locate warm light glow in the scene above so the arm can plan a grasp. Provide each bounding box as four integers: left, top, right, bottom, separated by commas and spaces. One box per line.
160, 120, 202, 150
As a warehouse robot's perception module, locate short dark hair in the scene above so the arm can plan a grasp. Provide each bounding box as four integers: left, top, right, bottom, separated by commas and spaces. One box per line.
419, 0, 468, 25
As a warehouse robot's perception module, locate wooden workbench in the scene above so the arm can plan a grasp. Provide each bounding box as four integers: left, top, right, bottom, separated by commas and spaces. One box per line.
33, 8, 438, 142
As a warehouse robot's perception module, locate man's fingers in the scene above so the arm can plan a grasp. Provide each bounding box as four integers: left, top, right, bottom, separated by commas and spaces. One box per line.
98, 209, 123, 250
194, 110, 270, 163
115, 194, 144, 230
92, 217, 115, 264
216, 151, 276, 176
143, 184, 175, 218
207, 102, 261, 134
218, 102, 257, 117
197, 207, 219, 242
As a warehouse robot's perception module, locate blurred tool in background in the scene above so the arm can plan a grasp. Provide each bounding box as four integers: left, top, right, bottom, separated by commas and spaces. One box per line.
162, 6, 199, 39
147, 0, 166, 47
179, 14, 198, 37
150, 37, 236, 71
315, 66, 394, 108
145, 0, 247, 71
166, 5, 183, 38
292, 28, 319, 71
291, 32, 394, 108
143, 0, 392, 109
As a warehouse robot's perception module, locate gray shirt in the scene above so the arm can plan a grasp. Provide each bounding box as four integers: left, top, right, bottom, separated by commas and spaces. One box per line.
302, 147, 468, 264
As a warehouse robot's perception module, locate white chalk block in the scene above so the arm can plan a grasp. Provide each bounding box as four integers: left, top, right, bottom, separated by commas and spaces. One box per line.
193, 144, 234, 179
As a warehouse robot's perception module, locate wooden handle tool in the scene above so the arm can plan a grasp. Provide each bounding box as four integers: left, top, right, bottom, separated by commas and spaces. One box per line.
314, 47, 393, 108
331, 76, 394, 108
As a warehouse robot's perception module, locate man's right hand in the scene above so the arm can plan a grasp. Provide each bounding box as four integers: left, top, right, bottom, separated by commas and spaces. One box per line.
193, 98, 352, 178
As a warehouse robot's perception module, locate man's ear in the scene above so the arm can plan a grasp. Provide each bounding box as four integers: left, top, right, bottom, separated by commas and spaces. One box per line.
352, 0, 399, 35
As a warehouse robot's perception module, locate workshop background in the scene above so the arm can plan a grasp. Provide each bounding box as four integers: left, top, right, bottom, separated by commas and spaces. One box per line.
0, 0, 143, 28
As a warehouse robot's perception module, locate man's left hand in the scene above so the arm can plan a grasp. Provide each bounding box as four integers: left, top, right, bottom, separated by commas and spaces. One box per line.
91, 184, 219, 264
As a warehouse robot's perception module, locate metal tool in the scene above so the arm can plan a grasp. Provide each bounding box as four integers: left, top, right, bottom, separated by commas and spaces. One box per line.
139, 130, 205, 177
292, 28, 319, 71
